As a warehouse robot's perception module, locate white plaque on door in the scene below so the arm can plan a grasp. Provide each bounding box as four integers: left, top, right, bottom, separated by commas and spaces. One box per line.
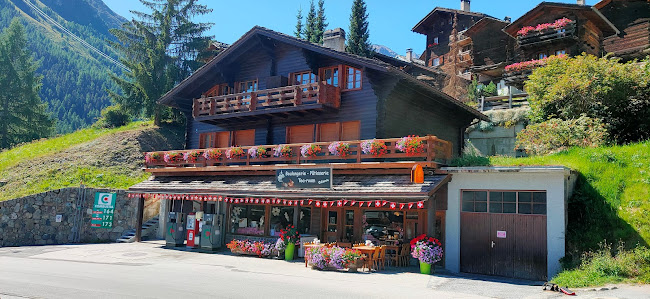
497, 231, 507, 238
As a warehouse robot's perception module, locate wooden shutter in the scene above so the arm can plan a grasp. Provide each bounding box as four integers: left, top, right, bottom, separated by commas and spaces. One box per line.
341, 121, 361, 141
233, 129, 255, 146
199, 133, 216, 149
215, 132, 230, 148
287, 124, 315, 143
318, 122, 340, 142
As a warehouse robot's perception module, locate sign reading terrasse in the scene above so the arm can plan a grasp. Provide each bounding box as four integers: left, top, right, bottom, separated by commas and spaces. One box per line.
91, 192, 116, 228
276, 168, 332, 189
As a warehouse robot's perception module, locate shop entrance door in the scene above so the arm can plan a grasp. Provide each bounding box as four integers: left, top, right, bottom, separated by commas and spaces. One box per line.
323, 210, 338, 243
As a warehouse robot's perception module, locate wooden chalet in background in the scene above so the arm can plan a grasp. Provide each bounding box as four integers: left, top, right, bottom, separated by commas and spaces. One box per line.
596, 0, 650, 60
157, 26, 485, 162
462, 17, 515, 85
502, 1, 620, 88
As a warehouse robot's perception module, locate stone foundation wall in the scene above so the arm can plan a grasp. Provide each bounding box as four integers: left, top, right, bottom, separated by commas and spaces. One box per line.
0, 187, 156, 247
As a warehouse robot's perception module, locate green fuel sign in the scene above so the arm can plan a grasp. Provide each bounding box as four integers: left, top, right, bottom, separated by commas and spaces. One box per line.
91, 192, 116, 228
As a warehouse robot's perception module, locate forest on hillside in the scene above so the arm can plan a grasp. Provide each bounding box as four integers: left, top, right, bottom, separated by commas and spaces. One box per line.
0, 0, 124, 133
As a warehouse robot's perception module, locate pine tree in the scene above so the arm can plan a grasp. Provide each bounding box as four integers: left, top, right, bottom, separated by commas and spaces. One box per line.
314, 0, 328, 44
294, 8, 303, 39
304, 0, 317, 43
0, 18, 54, 149
346, 0, 372, 57
108, 0, 213, 124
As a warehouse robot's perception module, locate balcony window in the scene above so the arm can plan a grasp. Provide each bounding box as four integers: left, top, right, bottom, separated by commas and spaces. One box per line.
432, 57, 441, 66
290, 71, 317, 85
236, 79, 258, 93
538, 53, 548, 59
317, 121, 360, 142
555, 50, 566, 56
204, 83, 232, 97
319, 66, 340, 87
345, 66, 362, 90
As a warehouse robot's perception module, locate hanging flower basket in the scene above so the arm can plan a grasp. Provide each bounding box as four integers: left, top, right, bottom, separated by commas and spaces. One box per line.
328, 141, 351, 157
273, 144, 292, 158
226, 146, 246, 159
202, 148, 223, 160
183, 151, 202, 163
163, 152, 184, 164
145, 152, 162, 164
396, 136, 424, 156
300, 144, 322, 158
248, 146, 268, 159
360, 139, 388, 157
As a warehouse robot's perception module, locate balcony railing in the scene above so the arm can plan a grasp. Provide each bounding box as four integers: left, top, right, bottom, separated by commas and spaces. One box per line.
457, 50, 472, 64
193, 82, 341, 119
517, 23, 576, 47
144, 136, 453, 172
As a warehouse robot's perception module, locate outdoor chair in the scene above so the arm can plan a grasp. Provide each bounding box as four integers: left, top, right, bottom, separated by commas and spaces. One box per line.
377, 246, 387, 270
387, 245, 401, 267
400, 243, 411, 267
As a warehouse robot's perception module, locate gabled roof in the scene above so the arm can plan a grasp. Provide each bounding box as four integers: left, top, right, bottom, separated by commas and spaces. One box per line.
503, 2, 619, 37
412, 7, 489, 35
158, 26, 487, 121
464, 17, 510, 37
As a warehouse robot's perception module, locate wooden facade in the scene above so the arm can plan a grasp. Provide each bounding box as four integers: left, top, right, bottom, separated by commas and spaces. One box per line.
596, 0, 650, 60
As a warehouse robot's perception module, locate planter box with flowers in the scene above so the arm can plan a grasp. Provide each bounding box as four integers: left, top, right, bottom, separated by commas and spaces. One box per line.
300, 143, 322, 159
410, 234, 443, 275
226, 239, 278, 258
305, 246, 364, 272
202, 148, 223, 165
183, 150, 203, 164
360, 139, 388, 157
505, 54, 568, 75
516, 18, 575, 42
273, 144, 292, 158
328, 141, 351, 157
145, 152, 163, 166
248, 146, 268, 159
163, 152, 184, 166
396, 135, 425, 156
226, 146, 246, 160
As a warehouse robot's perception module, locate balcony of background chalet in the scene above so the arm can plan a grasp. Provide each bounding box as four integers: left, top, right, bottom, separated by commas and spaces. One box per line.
192, 82, 341, 124
517, 22, 577, 48
143, 135, 452, 176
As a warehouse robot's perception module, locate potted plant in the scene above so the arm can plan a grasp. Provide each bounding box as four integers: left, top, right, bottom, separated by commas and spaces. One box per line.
274, 238, 286, 258
145, 152, 162, 164
360, 139, 388, 157
202, 148, 223, 160
248, 146, 268, 159
300, 143, 322, 158
396, 135, 424, 156
226, 146, 245, 159
163, 152, 183, 164
279, 224, 300, 261
328, 141, 351, 157
183, 150, 202, 163
273, 144, 292, 158
410, 234, 443, 274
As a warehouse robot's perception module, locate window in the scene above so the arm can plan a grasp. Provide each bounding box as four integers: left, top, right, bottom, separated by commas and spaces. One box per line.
344, 210, 355, 241
204, 83, 233, 97
287, 124, 315, 143
538, 53, 548, 59
230, 204, 265, 236
432, 56, 443, 66
290, 70, 317, 85
433, 37, 439, 44
236, 79, 258, 93
298, 207, 311, 234
199, 131, 230, 149
345, 66, 362, 90
327, 211, 338, 232
199, 133, 214, 149
362, 210, 404, 243
462, 190, 547, 215
232, 129, 255, 146
270, 206, 294, 236
319, 66, 340, 87
555, 50, 566, 56
462, 191, 488, 212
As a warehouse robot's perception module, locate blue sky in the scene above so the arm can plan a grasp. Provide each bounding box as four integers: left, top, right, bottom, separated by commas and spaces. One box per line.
103, 0, 598, 56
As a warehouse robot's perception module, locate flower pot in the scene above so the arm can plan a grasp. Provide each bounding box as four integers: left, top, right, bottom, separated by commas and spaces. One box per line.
285, 243, 295, 261
419, 261, 431, 275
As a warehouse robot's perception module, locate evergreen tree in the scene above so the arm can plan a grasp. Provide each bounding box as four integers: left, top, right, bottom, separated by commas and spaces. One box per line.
304, 0, 317, 43
346, 0, 372, 57
0, 18, 54, 149
314, 0, 328, 44
294, 8, 303, 39
108, 0, 213, 124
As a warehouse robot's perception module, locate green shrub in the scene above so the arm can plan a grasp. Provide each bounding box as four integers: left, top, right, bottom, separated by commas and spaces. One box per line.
515, 116, 608, 155
94, 105, 131, 128
450, 141, 491, 166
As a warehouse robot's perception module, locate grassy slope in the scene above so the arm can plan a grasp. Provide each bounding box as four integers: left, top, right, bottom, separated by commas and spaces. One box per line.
0, 121, 185, 201
490, 141, 650, 286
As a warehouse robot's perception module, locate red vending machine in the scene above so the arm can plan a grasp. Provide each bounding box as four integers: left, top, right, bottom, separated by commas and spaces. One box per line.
186, 212, 199, 248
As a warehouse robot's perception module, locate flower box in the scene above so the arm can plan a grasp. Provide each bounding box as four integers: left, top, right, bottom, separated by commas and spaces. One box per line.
183, 151, 202, 163
248, 146, 268, 159
273, 144, 292, 158
396, 135, 424, 156
300, 144, 322, 158
360, 139, 388, 157
328, 141, 351, 157
163, 152, 184, 165
226, 147, 245, 159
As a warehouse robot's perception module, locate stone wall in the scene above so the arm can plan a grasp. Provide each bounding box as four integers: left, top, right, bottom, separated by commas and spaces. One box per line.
466, 123, 527, 157
0, 187, 156, 247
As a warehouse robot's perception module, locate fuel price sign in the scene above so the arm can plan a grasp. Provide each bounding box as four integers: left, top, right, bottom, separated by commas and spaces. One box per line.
91, 192, 116, 228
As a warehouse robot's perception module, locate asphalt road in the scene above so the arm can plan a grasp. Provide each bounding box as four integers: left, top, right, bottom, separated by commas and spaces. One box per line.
0, 242, 648, 299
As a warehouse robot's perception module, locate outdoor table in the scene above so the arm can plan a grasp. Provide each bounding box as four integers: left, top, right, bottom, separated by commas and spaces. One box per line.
353, 245, 379, 271
384, 245, 400, 267
303, 243, 325, 267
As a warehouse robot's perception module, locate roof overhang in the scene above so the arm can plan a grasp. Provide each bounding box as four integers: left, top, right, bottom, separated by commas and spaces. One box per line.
128, 174, 451, 200
412, 7, 488, 35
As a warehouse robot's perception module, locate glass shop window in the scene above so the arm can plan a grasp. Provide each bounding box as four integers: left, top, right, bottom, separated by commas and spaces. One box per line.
344, 210, 355, 242
298, 207, 311, 234
269, 206, 294, 236
362, 210, 404, 244
230, 205, 265, 236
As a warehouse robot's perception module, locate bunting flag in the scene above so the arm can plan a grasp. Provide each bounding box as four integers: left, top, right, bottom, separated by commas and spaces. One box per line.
399, 203, 405, 210
316, 201, 321, 207
390, 202, 396, 209
408, 203, 414, 209
417, 201, 424, 209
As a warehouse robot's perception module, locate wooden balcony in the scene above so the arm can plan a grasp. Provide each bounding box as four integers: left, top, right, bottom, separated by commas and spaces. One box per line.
193, 82, 341, 124
144, 136, 453, 176
517, 24, 576, 47
457, 50, 473, 66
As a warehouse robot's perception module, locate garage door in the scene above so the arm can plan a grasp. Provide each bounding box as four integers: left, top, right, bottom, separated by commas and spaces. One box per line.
460, 190, 547, 281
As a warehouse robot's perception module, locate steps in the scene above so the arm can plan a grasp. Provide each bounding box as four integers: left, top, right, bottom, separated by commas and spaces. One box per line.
116, 216, 159, 243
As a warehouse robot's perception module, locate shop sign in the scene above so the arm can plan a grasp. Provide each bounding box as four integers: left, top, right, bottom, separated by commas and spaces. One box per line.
91, 192, 116, 228
276, 168, 332, 189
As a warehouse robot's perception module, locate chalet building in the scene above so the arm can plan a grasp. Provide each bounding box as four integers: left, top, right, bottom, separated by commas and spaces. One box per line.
502, 1, 620, 89
412, 0, 489, 99
596, 0, 650, 60
126, 25, 574, 282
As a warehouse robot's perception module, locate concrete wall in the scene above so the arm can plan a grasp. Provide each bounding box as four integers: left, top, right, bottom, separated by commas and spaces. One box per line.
0, 187, 157, 247
467, 123, 526, 157
444, 167, 572, 279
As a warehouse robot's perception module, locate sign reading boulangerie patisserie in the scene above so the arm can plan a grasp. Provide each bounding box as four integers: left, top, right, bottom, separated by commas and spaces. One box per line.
276, 168, 332, 189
